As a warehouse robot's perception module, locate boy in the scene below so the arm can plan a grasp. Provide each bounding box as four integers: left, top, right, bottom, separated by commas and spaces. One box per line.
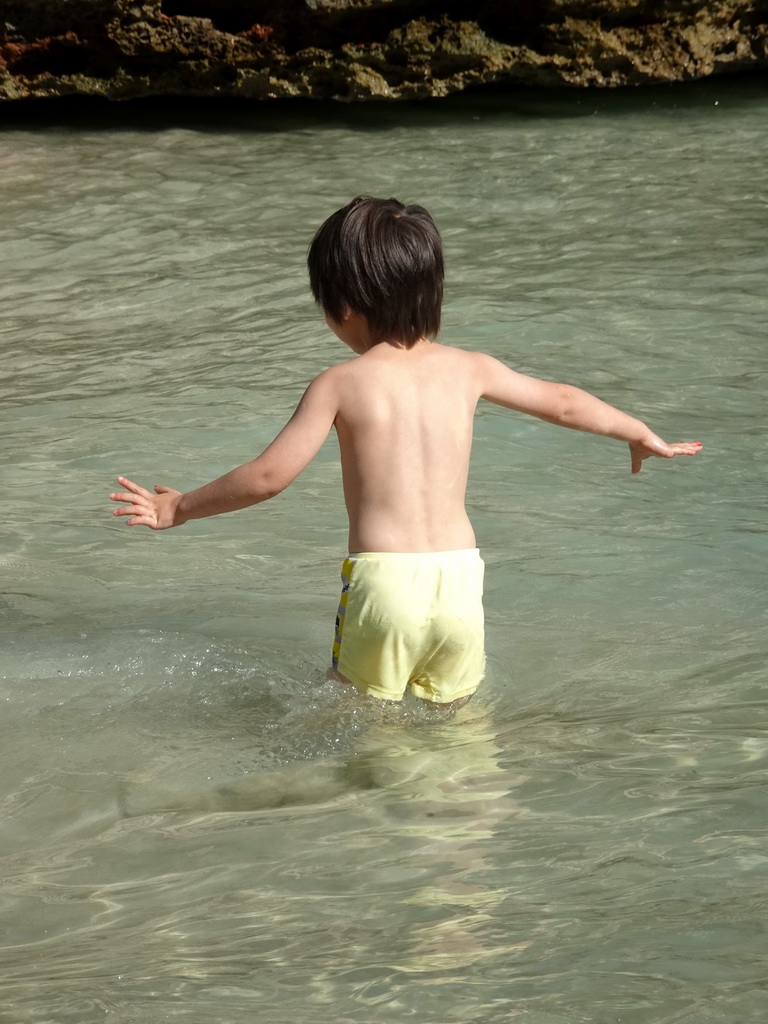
110, 196, 701, 708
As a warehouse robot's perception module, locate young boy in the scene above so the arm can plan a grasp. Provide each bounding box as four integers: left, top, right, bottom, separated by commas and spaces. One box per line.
110, 196, 701, 708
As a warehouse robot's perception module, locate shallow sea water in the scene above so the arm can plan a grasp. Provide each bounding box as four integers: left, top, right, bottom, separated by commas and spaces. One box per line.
1, 78, 767, 1023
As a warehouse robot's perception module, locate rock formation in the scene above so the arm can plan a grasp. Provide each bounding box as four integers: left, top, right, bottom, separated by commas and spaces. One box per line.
1, 0, 766, 101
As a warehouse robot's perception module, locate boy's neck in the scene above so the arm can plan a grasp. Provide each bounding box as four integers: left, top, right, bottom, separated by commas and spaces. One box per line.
373, 336, 432, 353
328, 311, 432, 354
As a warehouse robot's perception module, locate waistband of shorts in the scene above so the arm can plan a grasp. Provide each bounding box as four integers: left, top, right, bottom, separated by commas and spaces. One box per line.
346, 548, 481, 564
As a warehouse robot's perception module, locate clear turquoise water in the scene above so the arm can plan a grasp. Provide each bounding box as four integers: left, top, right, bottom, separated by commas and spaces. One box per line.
1, 79, 766, 1023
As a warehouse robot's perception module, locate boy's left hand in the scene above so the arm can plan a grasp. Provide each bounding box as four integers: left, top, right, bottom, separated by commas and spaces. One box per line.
629, 435, 703, 474
110, 476, 184, 529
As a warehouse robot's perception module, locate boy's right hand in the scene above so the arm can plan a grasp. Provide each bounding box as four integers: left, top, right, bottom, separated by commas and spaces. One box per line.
110, 476, 185, 529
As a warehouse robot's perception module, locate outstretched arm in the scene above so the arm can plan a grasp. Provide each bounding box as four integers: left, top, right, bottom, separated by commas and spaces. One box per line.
476, 354, 702, 473
110, 370, 340, 529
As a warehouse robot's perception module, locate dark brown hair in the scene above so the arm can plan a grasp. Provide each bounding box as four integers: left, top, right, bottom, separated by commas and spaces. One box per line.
307, 196, 444, 345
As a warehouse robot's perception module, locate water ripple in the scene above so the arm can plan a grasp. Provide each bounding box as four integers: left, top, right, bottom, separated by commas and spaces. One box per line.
1, 81, 767, 1022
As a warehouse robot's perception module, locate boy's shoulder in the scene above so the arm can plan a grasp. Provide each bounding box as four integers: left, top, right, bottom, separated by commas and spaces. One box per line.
322, 342, 491, 372
308, 343, 501, 399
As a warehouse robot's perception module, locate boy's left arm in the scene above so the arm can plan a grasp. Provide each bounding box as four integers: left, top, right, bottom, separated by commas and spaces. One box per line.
476, 354, 702, 474
110, 370, 340, 529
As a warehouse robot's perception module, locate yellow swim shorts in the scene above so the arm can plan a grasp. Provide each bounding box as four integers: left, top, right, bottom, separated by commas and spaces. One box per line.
331, 549, 485, 704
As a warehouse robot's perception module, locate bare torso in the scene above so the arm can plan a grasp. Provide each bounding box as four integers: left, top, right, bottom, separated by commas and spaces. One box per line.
330, 342, 481, 553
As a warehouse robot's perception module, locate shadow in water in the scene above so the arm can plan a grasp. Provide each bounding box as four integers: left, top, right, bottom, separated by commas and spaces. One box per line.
117, 697, 515, 823
1, 72, 766, 134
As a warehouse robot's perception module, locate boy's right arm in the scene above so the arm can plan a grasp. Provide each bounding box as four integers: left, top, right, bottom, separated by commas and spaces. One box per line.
110, 369, 341, 529
475, 354, 701, 473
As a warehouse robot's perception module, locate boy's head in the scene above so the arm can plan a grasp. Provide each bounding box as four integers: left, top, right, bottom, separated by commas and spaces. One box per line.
307, 196, 444, 346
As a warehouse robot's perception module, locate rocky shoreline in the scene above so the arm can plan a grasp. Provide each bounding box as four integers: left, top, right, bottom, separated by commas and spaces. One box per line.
1, 1, 766, 102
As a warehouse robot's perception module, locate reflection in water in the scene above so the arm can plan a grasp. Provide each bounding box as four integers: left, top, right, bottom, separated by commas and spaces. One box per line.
119, 696, 513, 817
119, 695, 527, 975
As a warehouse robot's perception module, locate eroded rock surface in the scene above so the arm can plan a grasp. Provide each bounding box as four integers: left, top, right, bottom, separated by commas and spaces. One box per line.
1, 0, 766, 101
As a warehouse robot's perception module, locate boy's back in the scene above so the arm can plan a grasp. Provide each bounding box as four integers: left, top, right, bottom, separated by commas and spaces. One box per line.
323, 338, 479, 554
